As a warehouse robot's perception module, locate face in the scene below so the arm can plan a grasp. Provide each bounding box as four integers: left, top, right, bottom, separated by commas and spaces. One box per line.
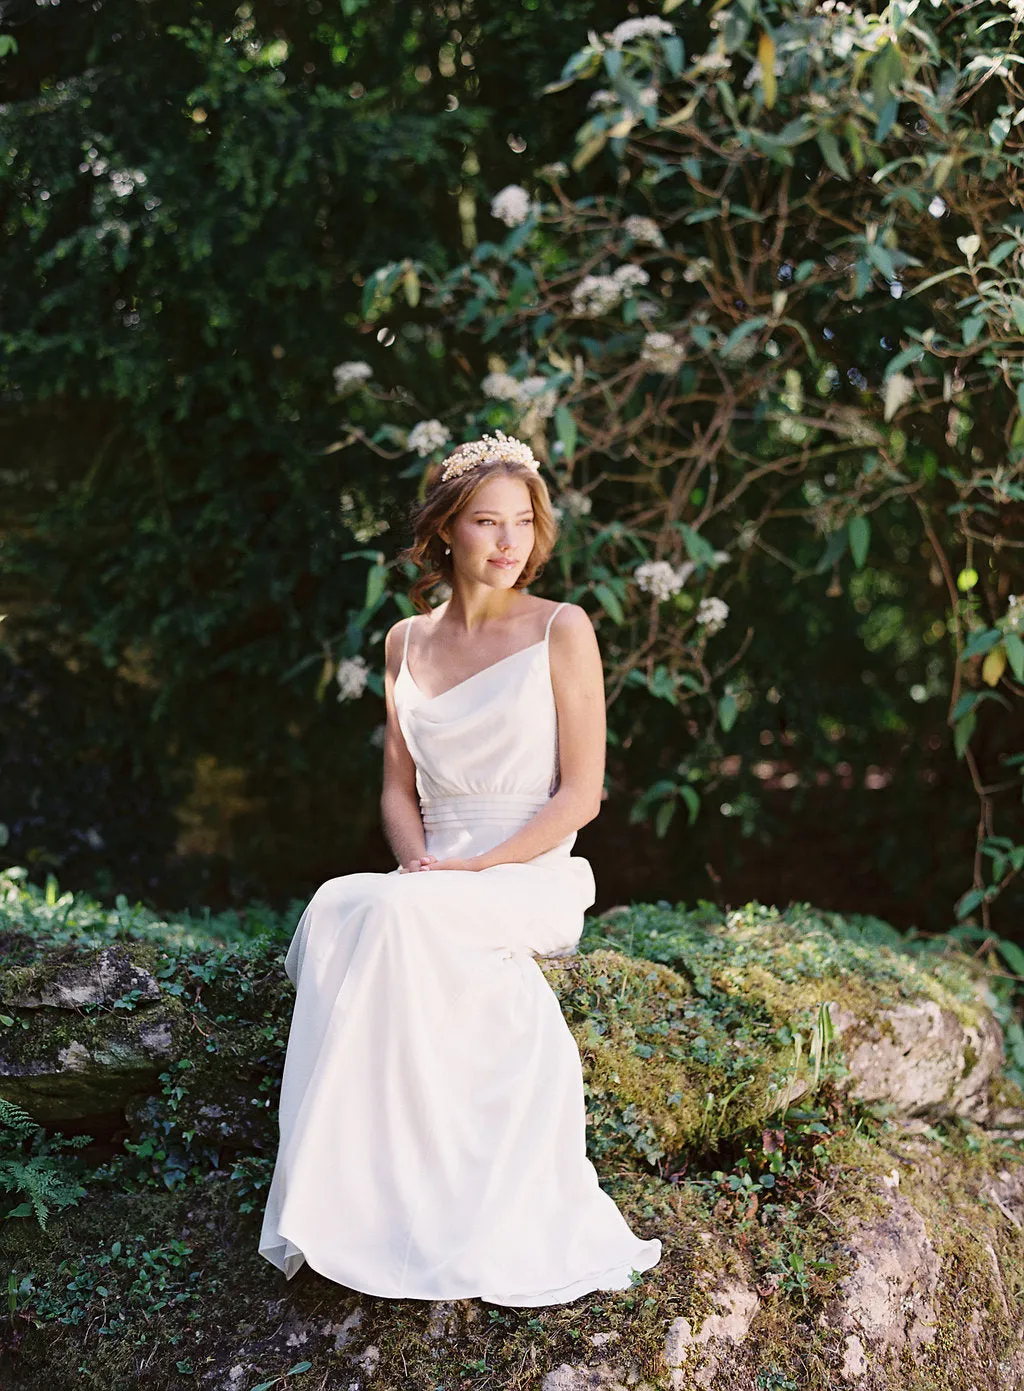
445, 473, 536, 589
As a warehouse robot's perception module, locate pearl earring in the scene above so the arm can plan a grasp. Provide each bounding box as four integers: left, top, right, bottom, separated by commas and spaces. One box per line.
444, 545, 451, 556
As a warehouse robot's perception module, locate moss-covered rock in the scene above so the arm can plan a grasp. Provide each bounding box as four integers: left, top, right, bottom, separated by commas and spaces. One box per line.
2, 878, 1024, 1389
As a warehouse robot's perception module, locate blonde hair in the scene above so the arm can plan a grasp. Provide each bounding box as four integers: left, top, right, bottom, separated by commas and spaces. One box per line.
398, 454, 558, 614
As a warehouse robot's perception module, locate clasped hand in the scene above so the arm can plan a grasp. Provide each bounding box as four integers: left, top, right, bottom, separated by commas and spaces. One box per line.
398, 854, 482, 874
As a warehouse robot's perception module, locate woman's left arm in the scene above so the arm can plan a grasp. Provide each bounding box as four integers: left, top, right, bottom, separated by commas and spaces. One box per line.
433, 604, 606, 872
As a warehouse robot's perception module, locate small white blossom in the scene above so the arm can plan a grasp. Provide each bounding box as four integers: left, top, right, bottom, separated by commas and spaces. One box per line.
612, 263, 650, 296
928, 195, 947, 218
641, 331, 685, 373
571, 273, 622, 317
638, 85, 659, 106
697, 596, 730, 634
407, 419, 451, 456
336, 655, 369, 701
1006, 594, 1022, 630
683, 257, 713, 283
623, 215, 664, 247
482, 371, 556, 417
692, 50, 731, 73
333, 360, 373, 392
538, 160, 569, 178
518, 374, 557, 418
609, 16, 675, 46
588, 89, 619, 110
634, 559, 686, 602
482, 371, 522, 401
559, 489, 593, 517
369, 722, 386, 748
490, 184, 532, 228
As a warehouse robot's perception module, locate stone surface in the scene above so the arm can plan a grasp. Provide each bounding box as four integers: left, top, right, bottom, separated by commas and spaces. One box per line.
664, 1279, 760, 1389
827, 1188, 941, 1379
829, 995, 1005, 1121
5, 944, 161, 1010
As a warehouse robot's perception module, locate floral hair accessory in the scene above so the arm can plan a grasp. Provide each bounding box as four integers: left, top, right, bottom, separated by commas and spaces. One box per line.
439, 430, 539, 483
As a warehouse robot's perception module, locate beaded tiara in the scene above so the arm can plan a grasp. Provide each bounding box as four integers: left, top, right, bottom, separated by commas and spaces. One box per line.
439, 430, 540, 483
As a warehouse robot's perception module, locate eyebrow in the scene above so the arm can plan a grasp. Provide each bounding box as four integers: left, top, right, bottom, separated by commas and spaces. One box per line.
469, 508, 535, 517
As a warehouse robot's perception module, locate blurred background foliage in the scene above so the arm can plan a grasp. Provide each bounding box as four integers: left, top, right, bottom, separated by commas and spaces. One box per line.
1, 0, 1022, 943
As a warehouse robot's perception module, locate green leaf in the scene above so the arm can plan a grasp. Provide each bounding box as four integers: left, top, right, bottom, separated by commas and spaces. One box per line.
955, 888, 984, 920
848, 515, 870, 569
555, 405, 578, 462
718, 693, 738, 731
961, 628, 1002, 659
680, 785, 701, 826
720, 316, 767, 357
954, 708, 976, 759
662, 36, 684, 75
654, 799, 676, 839
956, 567, 979, 592
997, 938, 1024, 976
1004, 631, 1024, 681
594, 582, 624, 624
816, 129, 850, 180
952, 690, 981, 721
287, 1363, 314, 1376
961, 315, 985, 346
364, 563, 388, 611
679, 523, 717, 567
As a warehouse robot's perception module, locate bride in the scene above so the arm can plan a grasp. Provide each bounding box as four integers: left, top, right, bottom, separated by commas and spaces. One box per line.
258, 431, 663, 1306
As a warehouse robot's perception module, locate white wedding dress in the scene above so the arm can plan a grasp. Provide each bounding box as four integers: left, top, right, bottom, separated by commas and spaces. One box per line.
258, 601, 663, 1305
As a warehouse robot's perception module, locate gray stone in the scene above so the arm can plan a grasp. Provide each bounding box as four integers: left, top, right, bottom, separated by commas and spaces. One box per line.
664, 1279, 760, 1389
829, 993, 1005, 1121
5, 944, 161, 1009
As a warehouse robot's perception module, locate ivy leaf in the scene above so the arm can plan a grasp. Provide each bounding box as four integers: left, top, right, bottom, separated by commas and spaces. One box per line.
718, 693, 738, 731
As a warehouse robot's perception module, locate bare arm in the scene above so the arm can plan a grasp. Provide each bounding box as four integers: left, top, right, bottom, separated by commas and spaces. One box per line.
445, 604, 605, 872
380, 618, 433, 870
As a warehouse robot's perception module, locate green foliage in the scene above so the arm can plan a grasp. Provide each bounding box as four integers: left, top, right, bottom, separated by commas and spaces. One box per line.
0, 1097, 91, 1230
1, 0, 1021, 940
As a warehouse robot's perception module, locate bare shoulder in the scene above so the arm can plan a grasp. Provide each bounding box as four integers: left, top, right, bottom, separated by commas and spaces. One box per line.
547, 600, 596, 642
383, 615, 417, 676
547, 602, 600, 662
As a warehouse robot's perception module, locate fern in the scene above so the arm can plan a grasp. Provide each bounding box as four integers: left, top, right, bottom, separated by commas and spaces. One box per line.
0, 1097, 91, 1230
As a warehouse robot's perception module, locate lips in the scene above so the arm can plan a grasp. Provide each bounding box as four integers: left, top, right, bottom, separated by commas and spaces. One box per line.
488, 558, 518, 568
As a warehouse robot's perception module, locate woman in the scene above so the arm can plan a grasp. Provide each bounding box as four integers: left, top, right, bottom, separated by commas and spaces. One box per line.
258, 431, 663, 1306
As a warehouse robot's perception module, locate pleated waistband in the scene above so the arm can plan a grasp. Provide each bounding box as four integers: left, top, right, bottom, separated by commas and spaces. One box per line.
420, 793, 550, 828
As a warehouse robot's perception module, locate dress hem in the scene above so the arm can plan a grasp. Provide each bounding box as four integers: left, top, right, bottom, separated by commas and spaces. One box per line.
260, 1235, 663, 1308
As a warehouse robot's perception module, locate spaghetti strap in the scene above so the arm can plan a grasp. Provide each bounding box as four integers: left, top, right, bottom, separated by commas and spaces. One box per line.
402, 615, 414, 665
544, 602, 568, 642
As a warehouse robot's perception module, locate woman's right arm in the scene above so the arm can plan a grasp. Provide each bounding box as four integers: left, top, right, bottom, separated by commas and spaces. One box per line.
381, 619, 436, 872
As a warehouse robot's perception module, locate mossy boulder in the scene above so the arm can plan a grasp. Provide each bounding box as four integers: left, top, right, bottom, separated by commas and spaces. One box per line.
2, 880, 1024, 1390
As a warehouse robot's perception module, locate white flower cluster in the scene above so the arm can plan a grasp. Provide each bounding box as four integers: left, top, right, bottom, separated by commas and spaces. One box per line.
333, 360, 373, 392
623, 215, 664, 247
571, 263, 650, 317
1006, 594, 1023, 630
588, 89, 619, 110
556, 489, 593, 519
641, 332, 685, 373
697, 596, 730, 634
490, 184, 533, 228
407, 419, 452, 456
482, 372, 557, 418
336, 655, 369, 701
634, 560, 687, 602
609, 16, 675, 46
